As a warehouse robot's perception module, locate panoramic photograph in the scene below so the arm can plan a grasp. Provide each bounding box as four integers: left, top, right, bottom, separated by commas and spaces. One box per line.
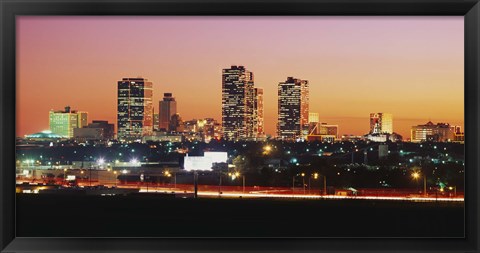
15, 16, 464, 237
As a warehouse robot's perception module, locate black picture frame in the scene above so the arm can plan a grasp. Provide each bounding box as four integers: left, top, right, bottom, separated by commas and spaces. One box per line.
1, 0, 479, 252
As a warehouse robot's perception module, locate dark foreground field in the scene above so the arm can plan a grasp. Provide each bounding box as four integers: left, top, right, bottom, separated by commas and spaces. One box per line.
16, 194, 464, 237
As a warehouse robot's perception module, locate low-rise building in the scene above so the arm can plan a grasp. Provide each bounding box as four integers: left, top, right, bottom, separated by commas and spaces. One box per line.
411, 121, 461, 142
73, 120, 114, 141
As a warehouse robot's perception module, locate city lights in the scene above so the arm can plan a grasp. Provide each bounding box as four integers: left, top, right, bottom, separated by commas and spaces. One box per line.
15, 47, 464, 206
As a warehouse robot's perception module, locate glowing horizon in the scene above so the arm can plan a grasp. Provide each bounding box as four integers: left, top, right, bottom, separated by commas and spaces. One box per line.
17, 16, 464, 138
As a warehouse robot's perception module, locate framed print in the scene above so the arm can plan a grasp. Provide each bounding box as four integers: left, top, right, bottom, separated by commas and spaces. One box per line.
1, 0, 479, 252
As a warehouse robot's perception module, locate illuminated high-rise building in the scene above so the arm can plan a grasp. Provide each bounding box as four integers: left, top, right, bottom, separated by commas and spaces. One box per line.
369, 113, 393, 134
159, 93, 177, 131
277, 77, 309, 140
117, 77, 153, 140
222, 65, 255, 140
253, 87, 265, 138
49, 106, 88, 138
153, 113, 159, 131
308, 112, 319, 124
77, 111, 88, 128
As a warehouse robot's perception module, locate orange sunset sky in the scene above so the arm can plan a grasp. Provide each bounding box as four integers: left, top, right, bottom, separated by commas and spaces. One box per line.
17, 16, 464, 138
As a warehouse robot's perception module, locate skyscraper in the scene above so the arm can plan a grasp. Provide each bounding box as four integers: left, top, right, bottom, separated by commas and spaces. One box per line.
369, 113, 393, 134
49, 106, 88, 138
277, 77, 309, 140
117, 77, 153, 140
253, 87, 265, 138
222, 65, 255, 140
159, 93, 177, 131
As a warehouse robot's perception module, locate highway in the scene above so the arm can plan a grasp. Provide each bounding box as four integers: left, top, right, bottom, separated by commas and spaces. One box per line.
132, 185, 464, 202
17, 178, 464, 202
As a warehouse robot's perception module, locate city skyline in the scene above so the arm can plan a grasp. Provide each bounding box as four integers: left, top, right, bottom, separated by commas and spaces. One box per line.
17, 16, 464, 138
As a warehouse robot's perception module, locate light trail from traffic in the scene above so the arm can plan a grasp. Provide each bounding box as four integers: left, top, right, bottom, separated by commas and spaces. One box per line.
137, 188, 464, 202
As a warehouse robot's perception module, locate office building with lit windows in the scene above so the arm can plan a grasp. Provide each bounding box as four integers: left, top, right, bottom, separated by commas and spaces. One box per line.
117, 77, 153, 141
49, 106, 88, 138
307, 120, 339, 142
307, 112, 319, 137
253, 87, 265, 138
277, 77, 309, 140
411, 121, 463, 142
366, 113, 402, 142
369, 113, 393, 134
159, 93, 177, 131
153, 113, 159, 131
308, 112, 319, 124
221, 65, 255, 140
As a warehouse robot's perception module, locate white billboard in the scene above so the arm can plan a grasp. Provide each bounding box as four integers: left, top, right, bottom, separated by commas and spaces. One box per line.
184, 152, 227, 171
204, 152, 228, 164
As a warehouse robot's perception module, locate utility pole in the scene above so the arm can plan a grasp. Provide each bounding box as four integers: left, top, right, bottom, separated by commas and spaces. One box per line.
242, 175, 245, 193
423, 175, 427, 197
292, 176, 295, 195
218, 173, 222, 196
194, 171, 198, 198
308, 177, 311, 194
323, 176, 327, 196
89, 166, 92, 187
303, 176, 306, 195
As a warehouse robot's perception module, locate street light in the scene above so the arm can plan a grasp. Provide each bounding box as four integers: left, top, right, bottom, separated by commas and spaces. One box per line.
229, 171, 245, 193
411, 171, 427, 197
164, 170, 172, 189
301, 173, 306, 195
314, 173, 327, 196
218, 171, 223, 195
309, 173, 320, 195
448, 186, 457, 197
113, 171, 117, 187
411, 172, 420, 179
173, 172, 177, 189
263, 145, 272, 155
292, 173, 306, 195
121, 169, 128, 185
164, 171, 176, 189
242, 174, 245, 193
